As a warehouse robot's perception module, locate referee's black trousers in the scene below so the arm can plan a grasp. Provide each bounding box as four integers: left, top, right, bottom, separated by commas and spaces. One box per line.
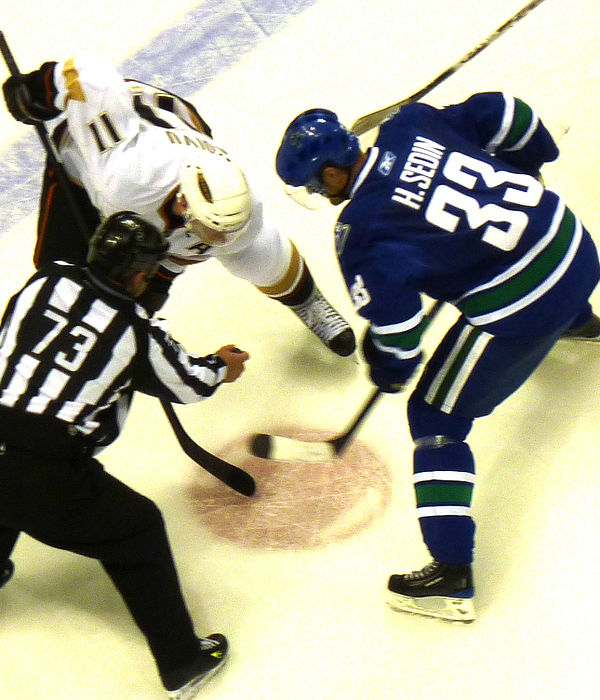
0, 416, 201, 678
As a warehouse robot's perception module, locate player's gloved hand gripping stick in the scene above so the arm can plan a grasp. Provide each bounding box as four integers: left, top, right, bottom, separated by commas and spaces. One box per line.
250, 300, 443, 462
0, 31, 256, 497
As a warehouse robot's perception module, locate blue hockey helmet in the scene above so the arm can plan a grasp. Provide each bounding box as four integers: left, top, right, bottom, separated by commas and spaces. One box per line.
276, 108, 360, 188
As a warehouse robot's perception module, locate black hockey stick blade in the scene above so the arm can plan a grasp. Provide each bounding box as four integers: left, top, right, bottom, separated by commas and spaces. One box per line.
161, 400, 256, 496
350, 0, 549, 135
251, 301, 444, 463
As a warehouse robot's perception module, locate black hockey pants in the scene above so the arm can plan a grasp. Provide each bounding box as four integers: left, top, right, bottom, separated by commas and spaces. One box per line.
0, 407, 199, 677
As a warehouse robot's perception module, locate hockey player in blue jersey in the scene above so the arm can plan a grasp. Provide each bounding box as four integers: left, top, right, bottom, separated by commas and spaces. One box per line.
275, 94, 600, 621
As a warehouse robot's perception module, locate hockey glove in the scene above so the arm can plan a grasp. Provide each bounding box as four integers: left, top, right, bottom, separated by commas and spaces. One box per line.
3, 63, 60, 125
361, 329, 421, 393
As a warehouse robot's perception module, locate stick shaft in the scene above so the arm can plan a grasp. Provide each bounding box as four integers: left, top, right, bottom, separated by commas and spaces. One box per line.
160, 400, 256, 496
0, 31, 91, 241
331, 300, 444, 455
351, 0, 549, 135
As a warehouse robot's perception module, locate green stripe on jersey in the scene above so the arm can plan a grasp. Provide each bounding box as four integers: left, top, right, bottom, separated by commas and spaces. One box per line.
372, 319, 426, 351
372, 313, 432, 351
503, 98, 534, 150
428, 327, 483, 408
457, 207, 576, 318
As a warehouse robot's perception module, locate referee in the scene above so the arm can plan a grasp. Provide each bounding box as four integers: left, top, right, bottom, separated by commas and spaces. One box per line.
0, 211, 249, 698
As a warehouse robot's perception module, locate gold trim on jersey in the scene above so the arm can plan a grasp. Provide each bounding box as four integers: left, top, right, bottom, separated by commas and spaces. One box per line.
62, 58, 86, 103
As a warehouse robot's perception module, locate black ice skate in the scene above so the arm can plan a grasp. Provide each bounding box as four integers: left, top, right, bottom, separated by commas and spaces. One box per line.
164, 634, 228, 700
0, 559, 14, 589
387, 561, 475, 622
291, 288, 356, 356
561, 313, 600, 342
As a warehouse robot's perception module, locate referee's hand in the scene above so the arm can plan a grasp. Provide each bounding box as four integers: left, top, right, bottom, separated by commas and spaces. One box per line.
216, 345, 250, 383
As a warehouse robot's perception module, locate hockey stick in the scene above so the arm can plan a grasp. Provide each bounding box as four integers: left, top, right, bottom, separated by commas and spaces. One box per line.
0, 32, 92, 242
250, 300, 443, 462
0, 31, 256, 497
350, 0, 549, 136
160, 399, 255, 496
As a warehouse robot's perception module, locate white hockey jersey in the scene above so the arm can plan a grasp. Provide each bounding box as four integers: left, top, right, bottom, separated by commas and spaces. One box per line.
50, 56, 282, 280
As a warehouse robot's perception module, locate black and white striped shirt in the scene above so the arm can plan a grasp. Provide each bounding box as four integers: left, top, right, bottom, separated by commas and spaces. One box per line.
0, 261, 226, 447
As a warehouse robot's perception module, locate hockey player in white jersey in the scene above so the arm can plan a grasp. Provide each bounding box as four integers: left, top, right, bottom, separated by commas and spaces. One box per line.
2, 56, 355, 356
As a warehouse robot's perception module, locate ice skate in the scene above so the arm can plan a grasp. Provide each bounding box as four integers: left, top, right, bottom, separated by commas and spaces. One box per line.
387, 561, 475, 622
561, 313, 600, 343
0, 559, 14, 589
164, 634, 228, 699
291, 288, 356, 356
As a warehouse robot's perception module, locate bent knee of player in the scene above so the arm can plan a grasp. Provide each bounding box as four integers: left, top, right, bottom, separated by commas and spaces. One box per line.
407, 393, 473, 443
217, 223, 293, 287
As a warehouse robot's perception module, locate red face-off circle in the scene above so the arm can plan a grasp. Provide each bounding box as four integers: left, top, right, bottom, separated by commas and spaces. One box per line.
187, 428, 393, 549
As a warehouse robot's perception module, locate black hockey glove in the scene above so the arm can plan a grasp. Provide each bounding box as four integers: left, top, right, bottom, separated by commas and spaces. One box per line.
362, 329, 421, 394
3, 63, 60, 125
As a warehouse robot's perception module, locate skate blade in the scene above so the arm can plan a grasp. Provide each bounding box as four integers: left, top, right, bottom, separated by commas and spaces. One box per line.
167, 657, 227, 700
386, 590, 475, 623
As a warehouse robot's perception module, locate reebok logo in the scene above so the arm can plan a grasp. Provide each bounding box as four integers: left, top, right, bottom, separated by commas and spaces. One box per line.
378, 150, 396, 176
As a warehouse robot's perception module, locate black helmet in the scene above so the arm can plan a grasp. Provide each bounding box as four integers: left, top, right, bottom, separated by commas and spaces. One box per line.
87, 211, 168, 283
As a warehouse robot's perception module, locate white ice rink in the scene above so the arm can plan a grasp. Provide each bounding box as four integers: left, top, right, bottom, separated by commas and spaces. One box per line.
1, 1, 600, 698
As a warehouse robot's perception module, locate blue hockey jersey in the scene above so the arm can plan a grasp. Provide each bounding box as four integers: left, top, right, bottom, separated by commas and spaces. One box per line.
335, 92, 599, 375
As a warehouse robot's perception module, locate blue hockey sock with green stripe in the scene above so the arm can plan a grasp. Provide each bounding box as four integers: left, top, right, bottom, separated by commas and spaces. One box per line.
413, 439, 476, 564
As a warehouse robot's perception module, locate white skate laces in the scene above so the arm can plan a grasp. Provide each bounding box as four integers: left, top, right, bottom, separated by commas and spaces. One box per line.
293, 291, 349, 342
404, 562, 440, 580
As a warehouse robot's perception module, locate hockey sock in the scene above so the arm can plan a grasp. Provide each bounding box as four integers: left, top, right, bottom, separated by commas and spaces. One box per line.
256, 241, 314, 306
413, 438, 476, 564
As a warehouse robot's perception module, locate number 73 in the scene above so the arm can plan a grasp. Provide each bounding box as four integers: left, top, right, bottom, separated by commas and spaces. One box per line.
425, 152, 543, 251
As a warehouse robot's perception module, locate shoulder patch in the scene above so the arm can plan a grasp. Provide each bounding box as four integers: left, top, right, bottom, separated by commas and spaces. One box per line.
334, 222, 351, 255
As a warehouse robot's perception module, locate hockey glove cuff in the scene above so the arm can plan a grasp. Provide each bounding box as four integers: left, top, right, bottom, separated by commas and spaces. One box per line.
3, 63, 60, 125
361, 329, 421, 393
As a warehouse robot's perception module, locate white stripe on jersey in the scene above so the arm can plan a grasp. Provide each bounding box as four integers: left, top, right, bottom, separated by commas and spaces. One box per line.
457, 200, 583, 325
485, 93, 514, 154
82, 299, 118, 333
49, 277, 82, 312
148, 335, 225, 403
0, 355, 40, 408
424, 326, 492, 412
26, 368, 70, 414
56, 327, 136, 425
371, 307, 424, 335
0, 277, 46, 386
